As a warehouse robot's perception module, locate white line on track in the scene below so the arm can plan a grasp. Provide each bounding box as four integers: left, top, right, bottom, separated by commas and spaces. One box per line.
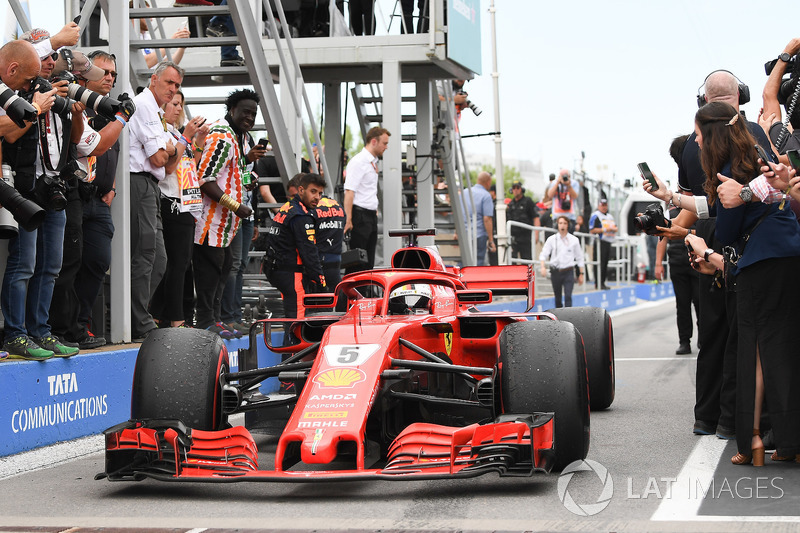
617, 357, 697, 361
651, 435, 800, 523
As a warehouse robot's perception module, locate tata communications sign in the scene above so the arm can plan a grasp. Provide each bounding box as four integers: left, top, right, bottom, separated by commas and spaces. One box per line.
447, 0, 482, 75
0, 350, 137, 456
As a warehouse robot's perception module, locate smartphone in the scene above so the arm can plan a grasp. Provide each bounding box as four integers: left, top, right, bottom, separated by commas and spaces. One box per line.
73, 15, 81, 24
787, 149, 800, 170
755, 144, 771, 166
257, 138, 268, 148
637, 162, 659, 191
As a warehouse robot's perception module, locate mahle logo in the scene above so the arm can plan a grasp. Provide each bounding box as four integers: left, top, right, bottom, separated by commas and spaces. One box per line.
557, 459, 614, 516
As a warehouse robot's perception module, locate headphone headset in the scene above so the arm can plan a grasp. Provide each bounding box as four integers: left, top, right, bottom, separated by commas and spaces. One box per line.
86, 50, 117, 88
696, 69, 750, 108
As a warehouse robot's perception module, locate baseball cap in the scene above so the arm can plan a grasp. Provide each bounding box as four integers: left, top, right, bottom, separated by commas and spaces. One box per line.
53, 50, 105, 81
20, 28, 52, 59
511, 180, 523, 188
599, 198, 608, 204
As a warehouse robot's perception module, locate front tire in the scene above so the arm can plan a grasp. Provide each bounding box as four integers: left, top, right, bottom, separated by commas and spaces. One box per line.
131, 328, 229, 430
498, 320, 590, 471
547, 307, 615, 410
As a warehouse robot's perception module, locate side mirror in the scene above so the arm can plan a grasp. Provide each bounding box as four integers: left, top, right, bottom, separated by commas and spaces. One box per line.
456, 289, 492, 305
303, 294, 336, 308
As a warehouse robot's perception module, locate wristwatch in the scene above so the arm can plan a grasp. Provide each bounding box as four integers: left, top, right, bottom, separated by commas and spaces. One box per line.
779, 52, 791, 63
739, 185, 753, 203
703, 249, 715, 263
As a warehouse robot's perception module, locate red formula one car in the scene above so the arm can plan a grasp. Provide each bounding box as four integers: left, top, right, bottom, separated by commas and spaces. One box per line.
98, 229, 614, 483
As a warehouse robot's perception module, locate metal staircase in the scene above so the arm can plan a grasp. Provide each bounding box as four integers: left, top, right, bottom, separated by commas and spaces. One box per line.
349, 80, 476, 265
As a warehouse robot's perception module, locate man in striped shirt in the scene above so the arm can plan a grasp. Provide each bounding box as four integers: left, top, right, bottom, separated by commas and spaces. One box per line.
193, 89, 262, 336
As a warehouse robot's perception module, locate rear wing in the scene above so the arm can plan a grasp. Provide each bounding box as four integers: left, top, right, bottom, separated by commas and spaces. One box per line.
447, 265, 535, 311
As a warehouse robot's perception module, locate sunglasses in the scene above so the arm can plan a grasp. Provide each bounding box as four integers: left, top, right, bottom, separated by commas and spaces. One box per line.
48, 52, 58, 61
100, 68, 118, 79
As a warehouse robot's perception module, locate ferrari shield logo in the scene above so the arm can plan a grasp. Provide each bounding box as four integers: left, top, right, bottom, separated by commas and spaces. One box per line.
444, 333, 452, 356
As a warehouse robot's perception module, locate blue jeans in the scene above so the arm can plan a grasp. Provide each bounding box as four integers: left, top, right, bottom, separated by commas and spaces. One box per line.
1, 208, 66, 340
210, 0, 239, 60
475, 234, 488, 266
221, 218, 253, 322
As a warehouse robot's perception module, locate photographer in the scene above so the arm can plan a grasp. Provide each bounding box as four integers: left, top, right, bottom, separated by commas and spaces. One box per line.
49, 51, 135, 349
546, 169, 578, 232
0, 28, 94, 360
0, 40, 57, 139
760, 38, 800, 162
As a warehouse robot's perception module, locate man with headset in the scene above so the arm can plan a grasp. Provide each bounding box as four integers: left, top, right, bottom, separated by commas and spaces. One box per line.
673, 70, 775, 440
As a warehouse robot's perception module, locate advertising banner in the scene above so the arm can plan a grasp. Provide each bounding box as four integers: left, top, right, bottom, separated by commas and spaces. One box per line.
447, 0, 482, 75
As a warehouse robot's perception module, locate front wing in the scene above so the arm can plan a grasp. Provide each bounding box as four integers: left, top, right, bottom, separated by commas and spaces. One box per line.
97, 414, 555, 483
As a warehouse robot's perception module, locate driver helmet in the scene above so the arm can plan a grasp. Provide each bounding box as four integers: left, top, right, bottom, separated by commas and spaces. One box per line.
388, 284, 433, 315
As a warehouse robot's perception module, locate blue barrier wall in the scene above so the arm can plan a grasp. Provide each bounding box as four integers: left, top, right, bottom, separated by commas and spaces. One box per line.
0, 282, 673, 457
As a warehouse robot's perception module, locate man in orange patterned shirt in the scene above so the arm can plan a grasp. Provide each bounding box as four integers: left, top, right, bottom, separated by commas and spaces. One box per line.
193, 89, 265, 336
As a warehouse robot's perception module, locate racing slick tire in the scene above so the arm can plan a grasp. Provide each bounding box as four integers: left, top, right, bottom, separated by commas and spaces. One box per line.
547, 307, 615, 411
131, 328, 229, 431
498, 320, 590, 471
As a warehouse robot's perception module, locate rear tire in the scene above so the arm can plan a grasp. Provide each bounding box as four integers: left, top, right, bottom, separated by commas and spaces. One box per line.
547, 307, 615, 410
131, 328, 229, 430
498, 320, 590, 471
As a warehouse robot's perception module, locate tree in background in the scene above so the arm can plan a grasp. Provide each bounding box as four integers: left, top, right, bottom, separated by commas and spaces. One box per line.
468, 164, 531, 201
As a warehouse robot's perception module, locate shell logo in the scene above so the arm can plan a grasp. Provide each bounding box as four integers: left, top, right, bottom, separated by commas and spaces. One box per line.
313, 368, 366, 388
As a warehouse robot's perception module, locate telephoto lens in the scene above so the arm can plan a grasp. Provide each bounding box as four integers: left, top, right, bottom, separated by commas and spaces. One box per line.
0, 82, 38, 127
0, 164, 46, 237
65, 83, 120, 119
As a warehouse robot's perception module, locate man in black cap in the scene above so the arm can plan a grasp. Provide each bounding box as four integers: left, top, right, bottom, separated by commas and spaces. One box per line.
588, 198, 617, 290
506, 180, 539, 261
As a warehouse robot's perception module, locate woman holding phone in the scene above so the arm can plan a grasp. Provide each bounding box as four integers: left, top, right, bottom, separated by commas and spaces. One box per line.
691, 101, 800, 466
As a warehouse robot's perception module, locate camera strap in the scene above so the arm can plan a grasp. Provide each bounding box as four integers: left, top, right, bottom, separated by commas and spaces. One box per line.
775, 75, 800, 150
37, 110, 71, 174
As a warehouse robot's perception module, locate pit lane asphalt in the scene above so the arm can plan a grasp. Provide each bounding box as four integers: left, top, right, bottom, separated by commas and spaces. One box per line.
2, 299, 800, 532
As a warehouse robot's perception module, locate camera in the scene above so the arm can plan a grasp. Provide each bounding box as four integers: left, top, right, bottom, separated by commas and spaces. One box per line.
34, 174, 68, 211
0, 82, 38, 127
456, 89, 482, 116
765, 54, 800, 126
24, 77, 73, 117
0, 164, 46, 237
634, 203, 671, 235
52, 71, 122, 120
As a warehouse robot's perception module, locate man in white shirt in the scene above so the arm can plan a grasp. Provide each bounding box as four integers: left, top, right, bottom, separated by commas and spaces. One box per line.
128, 60, 183, 340
539, 215, 585, 308
343, 126, 389, 272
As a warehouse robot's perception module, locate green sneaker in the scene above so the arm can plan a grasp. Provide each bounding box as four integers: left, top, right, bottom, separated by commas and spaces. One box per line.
34, 334, 80, 357
4, 335, 54, 360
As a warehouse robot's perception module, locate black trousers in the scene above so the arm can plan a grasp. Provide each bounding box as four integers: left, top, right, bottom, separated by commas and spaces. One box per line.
693, 218, 731, 427
268, 269, 308, 319
50, 188, 82, 340
550, 268, 575, 308
192, 241, 232, 329
597, 240, 611, 288
670, 261, 699, 344
349, 0, 375, 35
346, 206, 377, 273
151, 198, 196, 323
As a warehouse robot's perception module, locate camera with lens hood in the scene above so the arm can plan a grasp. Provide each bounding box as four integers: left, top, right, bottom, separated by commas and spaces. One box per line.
22, 77, 73, 117
0, 82, 38, 127
0, 164, 46, 237
51, 70, 122, 120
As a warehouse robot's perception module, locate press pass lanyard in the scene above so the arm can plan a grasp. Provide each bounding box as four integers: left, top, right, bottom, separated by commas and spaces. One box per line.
37, 110, 70, 174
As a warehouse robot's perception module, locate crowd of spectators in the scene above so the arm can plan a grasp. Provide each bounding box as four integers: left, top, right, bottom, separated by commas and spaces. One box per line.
641, 38, 800, 467
0, 20, 352, 361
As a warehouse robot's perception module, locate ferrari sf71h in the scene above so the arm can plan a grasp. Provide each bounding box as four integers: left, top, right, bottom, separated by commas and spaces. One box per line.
98, 229, 614, 483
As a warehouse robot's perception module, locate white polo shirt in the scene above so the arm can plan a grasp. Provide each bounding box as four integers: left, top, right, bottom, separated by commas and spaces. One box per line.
128, 87, 168, 181
344, 147, 379, 211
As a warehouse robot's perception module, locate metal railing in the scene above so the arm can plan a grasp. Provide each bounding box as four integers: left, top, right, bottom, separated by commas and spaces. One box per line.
504, 222, 637, 285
